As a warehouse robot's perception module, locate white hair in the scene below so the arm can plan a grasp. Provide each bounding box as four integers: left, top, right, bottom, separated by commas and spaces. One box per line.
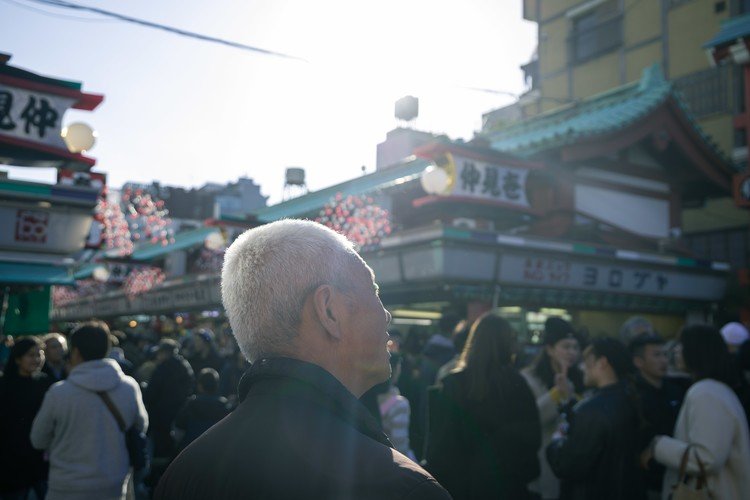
221, 219, 363, 362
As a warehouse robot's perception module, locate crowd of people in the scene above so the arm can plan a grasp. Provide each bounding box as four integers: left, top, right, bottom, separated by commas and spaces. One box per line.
0, 324, 248, 499
1, 219, 750, 500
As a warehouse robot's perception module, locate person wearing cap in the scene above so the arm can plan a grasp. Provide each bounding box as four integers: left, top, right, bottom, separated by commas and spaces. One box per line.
721, 322, 750, 354
628, 333, 686, 500
521, 317, 584, 500
154, 220, 451, 500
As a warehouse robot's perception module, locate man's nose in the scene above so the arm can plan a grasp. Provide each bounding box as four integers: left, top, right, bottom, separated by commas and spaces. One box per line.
385, 308, 392, 325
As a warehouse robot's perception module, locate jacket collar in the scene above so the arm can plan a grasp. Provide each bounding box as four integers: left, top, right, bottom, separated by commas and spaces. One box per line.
238, 357, 392, 448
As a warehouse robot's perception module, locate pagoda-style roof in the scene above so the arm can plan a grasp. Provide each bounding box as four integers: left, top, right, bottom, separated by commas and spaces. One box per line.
704, 13, 750, 49
483, 65, 735, 193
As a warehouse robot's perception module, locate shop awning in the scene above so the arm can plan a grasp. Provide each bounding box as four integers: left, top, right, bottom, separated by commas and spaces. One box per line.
0, 261, 73, 285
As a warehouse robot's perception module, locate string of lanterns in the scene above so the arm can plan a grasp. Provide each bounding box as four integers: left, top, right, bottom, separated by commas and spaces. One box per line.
315, 193, 391, 249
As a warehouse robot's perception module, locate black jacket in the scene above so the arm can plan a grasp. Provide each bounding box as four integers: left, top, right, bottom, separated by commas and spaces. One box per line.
634, 375, 686, 492
426, 369, 541, 500
155, 357, 452, 500
0, 372, 52, 493
145, 354, 195, 430
546, 382, 646, 500
174, 394, 230, 450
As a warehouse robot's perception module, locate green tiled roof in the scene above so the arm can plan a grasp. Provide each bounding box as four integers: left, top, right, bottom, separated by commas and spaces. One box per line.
0, 261, 74, 285
103, 226, 219, 262
251, 157, 430, 222
704, 13, 750, 48
486, 65, 726, 161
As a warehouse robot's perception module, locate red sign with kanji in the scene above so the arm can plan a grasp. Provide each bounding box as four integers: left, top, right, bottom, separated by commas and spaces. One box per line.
15, 209, 49, 243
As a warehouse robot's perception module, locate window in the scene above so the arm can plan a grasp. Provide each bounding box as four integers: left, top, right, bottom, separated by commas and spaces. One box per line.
673, 66, 732, 118
569, 1, 622, 64
686, 229, 749, 268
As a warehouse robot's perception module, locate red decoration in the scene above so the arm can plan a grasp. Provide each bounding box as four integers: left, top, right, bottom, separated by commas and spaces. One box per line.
315, 193, 391, 248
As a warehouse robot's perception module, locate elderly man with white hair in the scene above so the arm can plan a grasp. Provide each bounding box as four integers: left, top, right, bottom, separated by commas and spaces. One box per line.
155, 220, 451, 500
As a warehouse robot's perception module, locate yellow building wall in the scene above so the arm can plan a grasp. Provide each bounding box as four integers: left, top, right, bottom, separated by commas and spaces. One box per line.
667, 1, 728, 78
540, 73, 570, 112
539, 16, 570, 75
540, 0, 581, 21
683, 198, 750, 234
625, 42, 662, 82
697, 114, 733, 155
623, 0, 661, 45
573, 310, 685, 339
572, 52, 620, 99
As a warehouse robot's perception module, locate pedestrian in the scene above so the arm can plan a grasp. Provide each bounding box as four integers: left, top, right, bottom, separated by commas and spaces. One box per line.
218, 347, 250, 406
643, 324, 750, 500
373, 352, 417, 461
628, 333, 686, 500
426, 313, 541, 500
546, 337, 646, 500
411, 313, 460, 460
187, 329, 223, 374
0, 336, 52, 499
174, 368, 230, 450
521, 317, 584, 500
30, 321, 148, 500
154, 219, 450, 499
143, 339, 194, 466
41, 333, 68, 382
435, 320, 470, 385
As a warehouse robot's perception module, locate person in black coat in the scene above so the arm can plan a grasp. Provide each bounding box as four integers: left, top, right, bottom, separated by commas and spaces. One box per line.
628, 333, 686, 498
154, 220, 450, 500
144, 339, 195, 460
174, 368, 230, 450
546, 337, 646, 500
426, 313, 541, 500
0, 336, 53, 499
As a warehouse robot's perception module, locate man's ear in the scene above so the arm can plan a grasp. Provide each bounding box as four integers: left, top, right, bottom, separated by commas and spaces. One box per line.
311, 284, 343, 340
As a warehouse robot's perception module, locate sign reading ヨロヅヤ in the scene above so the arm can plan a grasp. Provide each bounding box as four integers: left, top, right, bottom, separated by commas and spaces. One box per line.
499, 254, 725, 301
451, 155, 530, 208
0, 84, 74, 151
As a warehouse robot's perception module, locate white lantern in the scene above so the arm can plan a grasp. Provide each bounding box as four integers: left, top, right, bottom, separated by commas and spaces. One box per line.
204, 232, 225, 251
62, 122, 97, 153
420, 164, 451, 195
92, 265, 110, 283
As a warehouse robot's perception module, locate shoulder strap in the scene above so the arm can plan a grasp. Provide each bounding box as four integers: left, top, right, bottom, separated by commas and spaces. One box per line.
96, 391, 126, 432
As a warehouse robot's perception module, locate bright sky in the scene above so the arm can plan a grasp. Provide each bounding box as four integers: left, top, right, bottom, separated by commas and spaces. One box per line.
1, 0, 536, 204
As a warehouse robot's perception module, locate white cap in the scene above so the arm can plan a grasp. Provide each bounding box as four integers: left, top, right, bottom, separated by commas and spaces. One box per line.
720, 322, 750, 347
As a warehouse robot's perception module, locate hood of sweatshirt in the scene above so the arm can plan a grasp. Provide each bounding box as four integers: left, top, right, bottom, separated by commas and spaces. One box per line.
67, 358, 126, 392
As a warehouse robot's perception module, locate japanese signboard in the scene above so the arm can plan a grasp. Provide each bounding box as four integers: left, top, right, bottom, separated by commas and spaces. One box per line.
450, 155, 531, 208
498, 253, 726, 301
0, 84, 74, 151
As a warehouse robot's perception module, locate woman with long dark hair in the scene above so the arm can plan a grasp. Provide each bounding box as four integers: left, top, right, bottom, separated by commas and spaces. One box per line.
426, 313, 541, 500
0, 336, 52, 499
646, 324, 750, 500
521, 317, 584, 500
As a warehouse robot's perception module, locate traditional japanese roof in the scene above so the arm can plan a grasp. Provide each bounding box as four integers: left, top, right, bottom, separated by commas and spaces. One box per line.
704, 13, 750, 49
251, 157, 430, 222
102, 226, 219, 262
485, 65, 730, 167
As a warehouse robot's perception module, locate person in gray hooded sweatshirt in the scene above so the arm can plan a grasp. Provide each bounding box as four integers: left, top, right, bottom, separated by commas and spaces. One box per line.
31, 321, 148, 500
